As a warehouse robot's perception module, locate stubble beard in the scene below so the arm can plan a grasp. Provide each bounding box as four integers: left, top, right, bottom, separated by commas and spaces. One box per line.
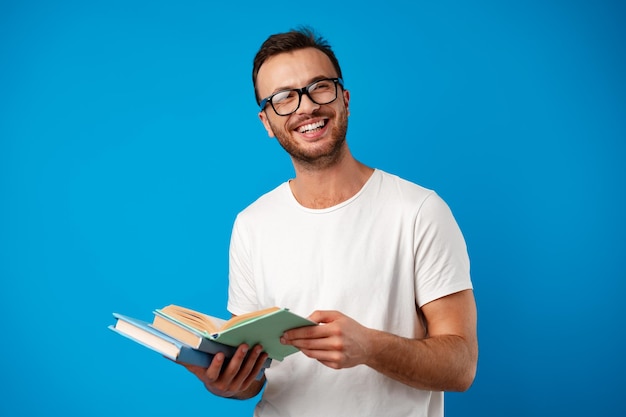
270, 109, 349, 170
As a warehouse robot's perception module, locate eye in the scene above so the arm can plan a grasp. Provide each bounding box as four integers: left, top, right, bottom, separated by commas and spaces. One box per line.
309, 80, 333, 92
272, 90, 297, 104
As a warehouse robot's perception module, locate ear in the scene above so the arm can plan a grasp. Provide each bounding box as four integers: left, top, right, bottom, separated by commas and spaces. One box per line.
258, 111, 276, 138
343, 89, 351, 116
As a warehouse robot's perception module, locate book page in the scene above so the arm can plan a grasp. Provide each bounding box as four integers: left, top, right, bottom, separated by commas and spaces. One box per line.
221, 306, 281, 330
160, 304, 221, 334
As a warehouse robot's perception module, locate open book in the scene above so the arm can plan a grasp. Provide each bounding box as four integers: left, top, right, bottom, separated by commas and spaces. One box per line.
153, 305, 316, 361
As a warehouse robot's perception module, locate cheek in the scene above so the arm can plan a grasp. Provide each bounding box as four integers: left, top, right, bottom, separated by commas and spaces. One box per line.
260, 112, 277, 137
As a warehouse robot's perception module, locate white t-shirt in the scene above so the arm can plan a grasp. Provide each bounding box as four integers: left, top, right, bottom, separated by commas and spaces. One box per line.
228, 169, 472, 417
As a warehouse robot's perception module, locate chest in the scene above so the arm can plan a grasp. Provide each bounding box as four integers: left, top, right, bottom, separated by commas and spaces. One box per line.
248, 208, 417, 327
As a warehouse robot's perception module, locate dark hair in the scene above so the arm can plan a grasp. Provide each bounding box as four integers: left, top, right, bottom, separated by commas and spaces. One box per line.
252, 26, 343, 104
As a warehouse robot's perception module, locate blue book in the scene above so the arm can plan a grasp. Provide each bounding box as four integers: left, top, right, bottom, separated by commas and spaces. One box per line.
109, 313, 215, 367
109, 313, 271, 378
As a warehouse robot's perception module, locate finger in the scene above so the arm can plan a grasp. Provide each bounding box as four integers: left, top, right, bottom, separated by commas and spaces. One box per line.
308, 310, 342, 324
205, 345, 248, 388
288, 337, 328, 351
283, 320, 338, 342
241, 348, 269, 387
225, 345, 265, 391
300, 347, 343, 366
204, 352, 228, 383
224, 344, 264, 387
222, 344, 250, 375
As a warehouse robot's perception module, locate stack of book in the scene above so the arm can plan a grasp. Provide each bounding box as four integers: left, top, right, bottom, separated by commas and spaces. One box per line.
109, 305, 316, 374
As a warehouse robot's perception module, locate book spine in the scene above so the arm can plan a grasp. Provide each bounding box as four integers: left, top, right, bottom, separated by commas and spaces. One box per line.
176, 346, 215, 367
198, 338, 238, 356
177, 347, 271, 381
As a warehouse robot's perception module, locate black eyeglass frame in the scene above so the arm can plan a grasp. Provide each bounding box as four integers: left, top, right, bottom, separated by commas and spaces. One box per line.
259, 77, 345, 116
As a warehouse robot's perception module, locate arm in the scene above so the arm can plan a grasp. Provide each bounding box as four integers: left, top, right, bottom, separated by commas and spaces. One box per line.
183, 343, 268, 399
281, 289, 478, 392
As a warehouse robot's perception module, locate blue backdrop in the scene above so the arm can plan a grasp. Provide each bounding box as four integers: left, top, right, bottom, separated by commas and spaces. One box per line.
1, 1, 624, 416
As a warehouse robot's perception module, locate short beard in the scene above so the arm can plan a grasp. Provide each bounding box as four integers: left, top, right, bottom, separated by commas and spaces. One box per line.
270, 110, 349, 170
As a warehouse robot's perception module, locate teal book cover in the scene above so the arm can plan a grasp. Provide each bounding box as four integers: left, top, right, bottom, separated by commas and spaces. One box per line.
211, 308, 316, 361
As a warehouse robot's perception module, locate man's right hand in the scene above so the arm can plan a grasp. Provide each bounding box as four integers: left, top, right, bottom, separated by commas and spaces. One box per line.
183, 344, 268, 399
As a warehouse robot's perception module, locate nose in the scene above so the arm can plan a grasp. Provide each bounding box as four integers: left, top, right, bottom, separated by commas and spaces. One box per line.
296, 92, 320, 114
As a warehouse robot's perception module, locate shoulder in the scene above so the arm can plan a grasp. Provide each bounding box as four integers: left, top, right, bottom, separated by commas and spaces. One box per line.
234, 181, 292, 225
373, 169, 441, 209
370, 170, 462, 231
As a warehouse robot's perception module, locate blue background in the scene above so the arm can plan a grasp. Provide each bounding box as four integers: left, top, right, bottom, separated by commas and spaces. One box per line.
1, 1, 624, 416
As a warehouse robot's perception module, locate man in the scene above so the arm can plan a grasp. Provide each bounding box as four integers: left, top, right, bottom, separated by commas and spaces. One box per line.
185, 27, 478, 417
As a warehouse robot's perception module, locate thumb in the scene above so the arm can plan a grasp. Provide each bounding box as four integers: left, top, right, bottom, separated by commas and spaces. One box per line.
308, 310, 343, 324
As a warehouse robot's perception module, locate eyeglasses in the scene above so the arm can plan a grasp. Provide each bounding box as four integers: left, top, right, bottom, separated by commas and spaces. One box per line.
259, 78, 344, 116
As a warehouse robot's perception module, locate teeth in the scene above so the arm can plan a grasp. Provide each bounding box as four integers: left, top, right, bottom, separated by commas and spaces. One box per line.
298, 120, 325, 133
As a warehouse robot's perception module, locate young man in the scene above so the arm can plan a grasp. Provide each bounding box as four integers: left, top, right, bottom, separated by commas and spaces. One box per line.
185, 27, 478, 417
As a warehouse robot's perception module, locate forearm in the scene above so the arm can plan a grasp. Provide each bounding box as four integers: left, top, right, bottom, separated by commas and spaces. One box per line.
366, 329, 477, 392
284, 291, 478, 391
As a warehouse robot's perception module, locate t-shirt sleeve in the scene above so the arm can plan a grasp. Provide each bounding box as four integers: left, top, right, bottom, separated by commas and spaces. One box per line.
227, 214, 260, 316
414, 192, 472, 307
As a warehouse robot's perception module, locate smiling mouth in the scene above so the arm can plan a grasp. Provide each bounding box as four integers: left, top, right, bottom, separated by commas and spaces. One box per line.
297, 119, 327, 134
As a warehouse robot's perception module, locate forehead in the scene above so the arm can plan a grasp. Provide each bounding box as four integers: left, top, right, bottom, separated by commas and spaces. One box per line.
256, 47, 337, 96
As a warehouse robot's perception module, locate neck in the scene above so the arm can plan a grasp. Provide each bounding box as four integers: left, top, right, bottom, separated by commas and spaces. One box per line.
289, 149, 374, 209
